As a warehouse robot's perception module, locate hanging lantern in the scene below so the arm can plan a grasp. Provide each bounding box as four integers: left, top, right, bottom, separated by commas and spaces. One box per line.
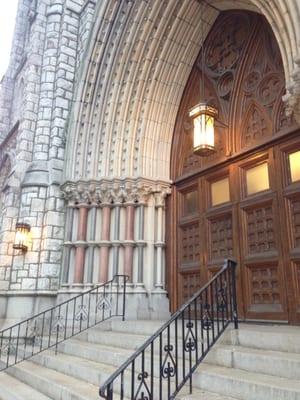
13, 222, 31, 252
189, 102, 218, 156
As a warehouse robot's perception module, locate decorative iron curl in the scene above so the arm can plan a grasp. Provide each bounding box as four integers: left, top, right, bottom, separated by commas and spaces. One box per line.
184, 321, 197, 352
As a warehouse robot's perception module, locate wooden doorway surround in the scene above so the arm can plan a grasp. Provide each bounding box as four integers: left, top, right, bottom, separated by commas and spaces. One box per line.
168, 11, 300, 324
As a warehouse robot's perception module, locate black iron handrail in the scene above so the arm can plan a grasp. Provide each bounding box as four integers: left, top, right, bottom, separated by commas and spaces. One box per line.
99, 259, 238, 399
0, 274, 128, 371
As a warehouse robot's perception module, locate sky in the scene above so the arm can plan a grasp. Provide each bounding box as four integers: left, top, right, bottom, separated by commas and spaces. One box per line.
0, 1, 19, 79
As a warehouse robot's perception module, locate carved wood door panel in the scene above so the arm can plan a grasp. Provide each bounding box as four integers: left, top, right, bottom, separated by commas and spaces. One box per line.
175, 150, 290, 322
236, 150, 288, 320
276, 138, 300, 323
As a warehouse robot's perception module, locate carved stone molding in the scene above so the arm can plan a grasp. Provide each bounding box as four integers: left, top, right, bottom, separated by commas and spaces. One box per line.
283, 58, 300, 125
61, 178, 171, 207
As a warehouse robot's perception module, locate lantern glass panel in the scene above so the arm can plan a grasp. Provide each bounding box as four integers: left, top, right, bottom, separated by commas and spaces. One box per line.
193, 114, 215, 153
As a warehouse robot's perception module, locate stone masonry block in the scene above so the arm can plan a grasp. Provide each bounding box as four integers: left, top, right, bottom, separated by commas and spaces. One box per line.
37, 278, 50, 290
46, 211, 64, 227
31, 198, 45, 212
40, 263, 59, 277
21, 278, 36, 290
29, 265, 38, 278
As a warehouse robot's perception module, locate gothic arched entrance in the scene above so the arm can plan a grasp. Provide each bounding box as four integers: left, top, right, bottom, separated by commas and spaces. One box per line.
169, 10, 300, 323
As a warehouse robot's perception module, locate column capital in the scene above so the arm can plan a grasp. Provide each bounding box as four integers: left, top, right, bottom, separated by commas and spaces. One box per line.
61, 177, 172, 207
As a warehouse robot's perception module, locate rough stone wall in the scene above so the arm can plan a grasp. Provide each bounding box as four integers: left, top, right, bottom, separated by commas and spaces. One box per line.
0, 0, 97, 320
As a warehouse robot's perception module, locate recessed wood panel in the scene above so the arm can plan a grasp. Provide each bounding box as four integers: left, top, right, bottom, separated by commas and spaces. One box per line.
180, 223, 200, 266
180, 271, 201, 304
244, 203, 276, 254
183, 190, 198, 215
208, 214, 233, 262
246, 264, 283, 313
289, 196, 300, 249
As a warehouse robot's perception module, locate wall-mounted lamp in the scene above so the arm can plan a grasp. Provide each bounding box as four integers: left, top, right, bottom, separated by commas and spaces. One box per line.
13, 222, 31, 252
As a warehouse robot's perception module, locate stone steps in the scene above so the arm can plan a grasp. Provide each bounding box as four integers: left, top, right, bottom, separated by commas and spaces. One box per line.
235, 324, 300, 353
177, 388, 240, 400
4, 360, 102, 400
27, 350, 115, 387
0, 321, 300, 400
0, 372, 52, 400
194, 364, 300, 400
206, 344, 300, 380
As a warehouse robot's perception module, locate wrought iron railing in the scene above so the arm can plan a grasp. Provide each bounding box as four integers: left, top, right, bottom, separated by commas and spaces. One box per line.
0, 274, 128, 371
99, 259, 238, 400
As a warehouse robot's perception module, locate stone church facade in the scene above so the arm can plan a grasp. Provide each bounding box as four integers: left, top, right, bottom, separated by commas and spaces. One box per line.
0, 0, 300, 326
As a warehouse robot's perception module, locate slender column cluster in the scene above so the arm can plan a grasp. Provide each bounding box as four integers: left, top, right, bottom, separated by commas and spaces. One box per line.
61, 178, 171, 290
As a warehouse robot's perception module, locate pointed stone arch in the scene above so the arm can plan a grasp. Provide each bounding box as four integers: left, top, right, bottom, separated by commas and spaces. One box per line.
64, 0, 300, 184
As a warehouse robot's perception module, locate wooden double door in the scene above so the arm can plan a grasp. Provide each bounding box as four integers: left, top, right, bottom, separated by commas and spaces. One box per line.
172, 136, 300, 324
168, 10, 300, 324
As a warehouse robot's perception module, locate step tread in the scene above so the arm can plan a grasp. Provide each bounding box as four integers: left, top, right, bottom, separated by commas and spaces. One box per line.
35, 348, 117, 374
110, 319, 166, 333
76, 328, 149, 346
9, 360, 101, 399
216, 344, 300, 361
238, 324, 300, 335
177, 387, 240, 400
67, 337, 138, 355
0, 372, 52, 400
198, 364, 300, 391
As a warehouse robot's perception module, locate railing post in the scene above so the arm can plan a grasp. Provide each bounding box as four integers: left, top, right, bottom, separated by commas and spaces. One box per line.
229, 259, 238, 329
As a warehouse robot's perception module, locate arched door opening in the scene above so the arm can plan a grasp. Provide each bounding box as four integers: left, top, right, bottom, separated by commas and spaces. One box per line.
169, 10, 300, 324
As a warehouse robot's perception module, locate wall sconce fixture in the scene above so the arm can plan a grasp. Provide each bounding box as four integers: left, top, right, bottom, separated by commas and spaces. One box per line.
13, 222, 31, 252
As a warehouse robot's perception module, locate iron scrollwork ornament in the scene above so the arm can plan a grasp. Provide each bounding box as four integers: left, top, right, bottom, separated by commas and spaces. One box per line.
202, 303, 213, 330
184, 321, 197, 352
29, 320, 42, 345
52, 314, 65, 333
134, 371, 151, 400
75, 304, 88, 321
217, 280, 228, 312
97, 295, 112, 311
161, 344, 176, 378
0, 339, 16, 356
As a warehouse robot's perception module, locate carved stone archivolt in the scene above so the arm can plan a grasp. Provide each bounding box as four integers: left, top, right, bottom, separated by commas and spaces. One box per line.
283, 58, 300, 125
61, 178, 171, 207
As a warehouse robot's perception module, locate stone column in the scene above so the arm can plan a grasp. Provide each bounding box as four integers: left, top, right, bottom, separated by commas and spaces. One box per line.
136, 204, 145, 285
74, 206, 88, 283
155, 203, 164, 289
144, 194, 155, 291
124, 203, 135, 281
154, 190, 168, 290
62, 206, 74, 283
99, 204, 111, 282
